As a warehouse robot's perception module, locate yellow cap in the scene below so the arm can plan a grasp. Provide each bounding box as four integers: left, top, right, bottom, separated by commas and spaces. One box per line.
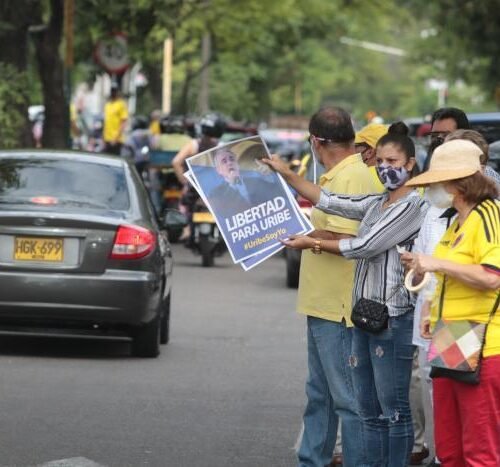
355, 123, 389, 148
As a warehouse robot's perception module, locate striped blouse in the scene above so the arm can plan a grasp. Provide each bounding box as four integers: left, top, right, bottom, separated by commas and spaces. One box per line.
317, 189, 428, 317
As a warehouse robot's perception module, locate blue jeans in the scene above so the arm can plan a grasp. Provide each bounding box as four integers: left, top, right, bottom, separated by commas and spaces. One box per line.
298, 317, 365, 467
351, 311, 415, 467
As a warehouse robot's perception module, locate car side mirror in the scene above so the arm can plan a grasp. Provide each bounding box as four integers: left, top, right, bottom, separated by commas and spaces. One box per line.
163, 209, 188, 230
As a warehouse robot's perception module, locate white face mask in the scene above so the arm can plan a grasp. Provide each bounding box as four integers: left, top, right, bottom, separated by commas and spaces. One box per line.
310, 141, 319, 185
425, 184, 454, 209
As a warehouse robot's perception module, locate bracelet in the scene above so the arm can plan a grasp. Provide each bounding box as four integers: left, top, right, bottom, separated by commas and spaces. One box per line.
404, 269, 431, 292
311, 239, 322, 255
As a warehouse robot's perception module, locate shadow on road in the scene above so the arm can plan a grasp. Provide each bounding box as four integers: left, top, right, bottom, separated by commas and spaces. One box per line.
0, 334, 132, 359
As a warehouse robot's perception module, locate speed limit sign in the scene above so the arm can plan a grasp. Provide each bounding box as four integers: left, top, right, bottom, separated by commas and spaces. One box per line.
94, 33, 130, 75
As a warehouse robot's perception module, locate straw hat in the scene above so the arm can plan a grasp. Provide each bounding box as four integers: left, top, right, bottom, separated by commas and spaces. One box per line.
406, 139, 482, 186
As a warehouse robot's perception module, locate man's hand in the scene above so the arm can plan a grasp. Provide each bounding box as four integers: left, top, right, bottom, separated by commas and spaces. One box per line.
262, 154, 295, 179
281, 235, 314, 250
254, 158, 272, 176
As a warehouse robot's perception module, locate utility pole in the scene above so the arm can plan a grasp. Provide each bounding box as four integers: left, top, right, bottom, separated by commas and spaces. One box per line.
162, 37, 173, 114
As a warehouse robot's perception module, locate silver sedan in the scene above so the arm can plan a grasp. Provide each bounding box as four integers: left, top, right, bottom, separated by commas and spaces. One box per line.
0, 150, 176, 357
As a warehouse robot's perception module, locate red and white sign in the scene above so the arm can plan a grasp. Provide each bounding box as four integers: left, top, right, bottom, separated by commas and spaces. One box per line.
94, 33, 129, 75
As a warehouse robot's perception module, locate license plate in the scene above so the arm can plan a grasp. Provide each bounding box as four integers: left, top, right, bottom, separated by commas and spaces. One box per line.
14, 237, 64, 262
193, 212, 214, 223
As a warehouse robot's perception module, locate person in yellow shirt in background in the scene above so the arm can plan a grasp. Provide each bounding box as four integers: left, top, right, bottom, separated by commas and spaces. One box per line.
149, 109, 162, 136
103, 83, 129, 155
354, 122, 388, 192
288, 107, 381, 467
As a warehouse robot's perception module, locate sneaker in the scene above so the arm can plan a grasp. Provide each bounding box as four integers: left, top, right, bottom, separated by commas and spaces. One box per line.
410, 445, 430, 465
426, 458, 441, 467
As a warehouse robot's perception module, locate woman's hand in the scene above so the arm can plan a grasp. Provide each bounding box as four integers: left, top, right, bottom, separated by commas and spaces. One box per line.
281, 235, 314, 250
401, 252, 441, 275
262, 154, 295, 179
400, 251, 414, 270
420, 300, 433, 339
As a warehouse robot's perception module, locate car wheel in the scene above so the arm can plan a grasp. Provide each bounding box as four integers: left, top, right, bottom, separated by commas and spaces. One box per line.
132, 315, 161, 358
167, 228, 183, 244
200, 234, 214, 267
160, 294, 171, 345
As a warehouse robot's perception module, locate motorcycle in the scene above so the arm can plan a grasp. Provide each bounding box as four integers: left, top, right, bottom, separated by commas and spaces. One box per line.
189, 198, 226, 267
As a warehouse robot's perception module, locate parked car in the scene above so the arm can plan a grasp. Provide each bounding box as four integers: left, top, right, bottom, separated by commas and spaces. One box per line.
488, 140, 500, 172
468, 112, 500, 143
259, 128, 309, 161
0, 150, 176, 358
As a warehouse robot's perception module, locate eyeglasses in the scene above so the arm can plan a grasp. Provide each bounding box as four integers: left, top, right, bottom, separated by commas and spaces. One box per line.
429, 131, 450, 141
309, 134, 333, 144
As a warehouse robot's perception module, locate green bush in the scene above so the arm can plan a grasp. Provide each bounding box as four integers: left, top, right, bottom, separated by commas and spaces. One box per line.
0, 62, 30, 149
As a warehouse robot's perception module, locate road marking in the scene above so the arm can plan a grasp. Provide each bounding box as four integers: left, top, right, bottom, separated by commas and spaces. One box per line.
39, 458, 106, 467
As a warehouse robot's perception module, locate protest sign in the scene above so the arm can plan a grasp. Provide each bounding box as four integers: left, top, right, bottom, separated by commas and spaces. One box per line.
186, 135, 312, 264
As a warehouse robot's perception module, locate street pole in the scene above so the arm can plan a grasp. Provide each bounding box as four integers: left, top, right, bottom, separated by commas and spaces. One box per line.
162, 37, 173, 114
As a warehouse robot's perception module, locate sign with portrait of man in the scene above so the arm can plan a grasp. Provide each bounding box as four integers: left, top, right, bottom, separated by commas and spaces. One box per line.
186, 135, 312, 265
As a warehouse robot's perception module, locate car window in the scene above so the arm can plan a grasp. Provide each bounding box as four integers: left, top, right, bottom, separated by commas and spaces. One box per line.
0, 158, 130, 210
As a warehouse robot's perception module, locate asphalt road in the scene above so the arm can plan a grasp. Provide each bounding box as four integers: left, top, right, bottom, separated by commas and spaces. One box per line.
0, 245, 307, 467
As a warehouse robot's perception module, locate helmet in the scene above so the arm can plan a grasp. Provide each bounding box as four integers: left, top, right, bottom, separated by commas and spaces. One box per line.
131, 115, 149, 131
200, 113, 226, 138
160, 115, 185, 134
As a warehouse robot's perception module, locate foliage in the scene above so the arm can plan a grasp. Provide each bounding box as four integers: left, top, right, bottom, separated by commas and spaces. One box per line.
0, 63, 31, 148
406, 0, 500, 104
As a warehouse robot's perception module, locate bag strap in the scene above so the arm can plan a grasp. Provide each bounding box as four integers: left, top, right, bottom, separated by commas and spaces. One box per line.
487, 292, 500, 322
382, 284, 405, 306
436, 276, 447, 320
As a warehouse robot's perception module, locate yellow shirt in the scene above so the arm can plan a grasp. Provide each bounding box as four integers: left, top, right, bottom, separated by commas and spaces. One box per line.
149, 120, 161, 136
103, 98, 129, 143
369, 165, 385, 192
431, 199, 500, 356
297, 153, 382, 323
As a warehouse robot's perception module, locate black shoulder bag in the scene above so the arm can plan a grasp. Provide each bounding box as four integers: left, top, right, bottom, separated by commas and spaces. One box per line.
351, 286, 404, 334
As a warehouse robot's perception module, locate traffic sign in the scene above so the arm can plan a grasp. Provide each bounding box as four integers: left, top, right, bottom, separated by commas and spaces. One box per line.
93, 33, 129, 75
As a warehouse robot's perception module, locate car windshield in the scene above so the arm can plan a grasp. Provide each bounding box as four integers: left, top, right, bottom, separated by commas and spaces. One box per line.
0, 158, 130, 210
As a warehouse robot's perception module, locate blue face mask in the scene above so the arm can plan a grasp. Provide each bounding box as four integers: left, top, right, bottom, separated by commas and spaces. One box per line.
376, 163, 410, 191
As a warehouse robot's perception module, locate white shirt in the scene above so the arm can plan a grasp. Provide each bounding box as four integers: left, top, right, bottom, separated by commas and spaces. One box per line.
412, 206, 454, 347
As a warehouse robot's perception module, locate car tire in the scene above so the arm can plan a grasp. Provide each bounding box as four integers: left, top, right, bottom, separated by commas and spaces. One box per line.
132, 315, 161, 358
160, 294, 171, 345
167, 228, 183, 244
200, 234, 214, 267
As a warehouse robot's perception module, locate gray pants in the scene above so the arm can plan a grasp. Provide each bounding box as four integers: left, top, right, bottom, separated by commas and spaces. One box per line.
410, 348, 426, 453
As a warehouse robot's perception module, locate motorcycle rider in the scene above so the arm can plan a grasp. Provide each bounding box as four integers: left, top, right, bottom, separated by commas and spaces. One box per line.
155, 115, 191, 153
172, 113, 226, 243
123, 115, 162, 213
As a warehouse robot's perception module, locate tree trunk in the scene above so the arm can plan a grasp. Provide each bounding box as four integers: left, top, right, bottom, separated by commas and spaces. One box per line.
33, 0, 68, 149
0, 0, 39, 146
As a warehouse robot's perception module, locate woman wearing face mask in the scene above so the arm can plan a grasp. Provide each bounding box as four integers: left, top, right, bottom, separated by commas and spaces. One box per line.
264, 122, 427, 466
401, 139, 500, 466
